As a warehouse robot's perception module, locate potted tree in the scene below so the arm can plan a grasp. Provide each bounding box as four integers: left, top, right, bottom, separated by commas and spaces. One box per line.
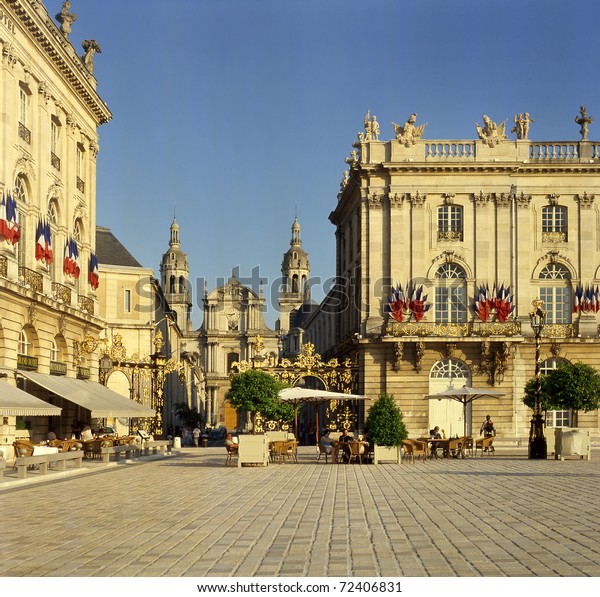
524, 362, 600, 459
365, 393, 408, 464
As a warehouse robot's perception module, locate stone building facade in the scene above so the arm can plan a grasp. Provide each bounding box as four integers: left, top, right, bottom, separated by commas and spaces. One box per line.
322, 110, 600, 439
0, 1, 111, 446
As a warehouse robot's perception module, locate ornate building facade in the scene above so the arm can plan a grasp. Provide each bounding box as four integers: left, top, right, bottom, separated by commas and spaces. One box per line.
320, 109, 600, 440
0, 0, 111, 446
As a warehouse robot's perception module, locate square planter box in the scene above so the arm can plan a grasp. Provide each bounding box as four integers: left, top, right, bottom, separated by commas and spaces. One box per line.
373, 444, 401, 464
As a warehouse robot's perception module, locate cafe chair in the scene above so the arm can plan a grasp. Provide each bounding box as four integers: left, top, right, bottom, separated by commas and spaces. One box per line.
402, 439, 427, 463
225, 444, 238, 466
460, 436, 474, 457
317, 443, 330, 463
475, 436, 495, 457
347, 441, 363, 464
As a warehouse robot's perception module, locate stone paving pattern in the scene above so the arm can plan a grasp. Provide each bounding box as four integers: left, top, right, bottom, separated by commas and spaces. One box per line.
1, 446, 599, 577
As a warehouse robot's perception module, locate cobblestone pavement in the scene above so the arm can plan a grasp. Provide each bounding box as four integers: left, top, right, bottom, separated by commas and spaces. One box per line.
1, 447, 600, 577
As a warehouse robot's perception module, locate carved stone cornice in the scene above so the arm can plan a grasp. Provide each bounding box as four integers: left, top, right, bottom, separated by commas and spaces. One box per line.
89, 141, 99, 158
495, 192, 513, 208
408, 191, 427, 208
472, 191, 491, 208
38, 80, 52, 104
576, 192, 595, 209
3, 0, 111, 124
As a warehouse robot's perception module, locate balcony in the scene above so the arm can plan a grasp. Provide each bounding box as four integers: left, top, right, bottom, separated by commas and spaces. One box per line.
52, 282, 72, 305
386, 321, 522, 338
18, 266, 43, 293
79, 295, 94, 316
51, 152, 61, 171
18, 122, 31, 144
437, 230, 463, 242
542, 231, 567, 243
76, 176, 85, 193
0, 255, 7, 277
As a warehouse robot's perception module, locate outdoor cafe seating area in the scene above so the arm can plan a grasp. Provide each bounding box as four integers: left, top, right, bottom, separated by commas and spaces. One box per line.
226, 431, 495, 467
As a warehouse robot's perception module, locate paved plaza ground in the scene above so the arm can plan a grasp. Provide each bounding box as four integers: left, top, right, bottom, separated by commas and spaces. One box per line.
1, 446, 600, 579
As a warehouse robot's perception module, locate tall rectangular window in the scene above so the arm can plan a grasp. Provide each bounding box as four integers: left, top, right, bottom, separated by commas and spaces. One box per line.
542, 206, 567, 242
437, 206, 463, 241
19, 88, 27, 124
124, 289, 131, 313
540, 287, 570, 323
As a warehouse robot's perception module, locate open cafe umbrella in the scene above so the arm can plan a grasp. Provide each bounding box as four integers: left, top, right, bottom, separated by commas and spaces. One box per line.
424, 386, 506, 437
278, 387, 367, 445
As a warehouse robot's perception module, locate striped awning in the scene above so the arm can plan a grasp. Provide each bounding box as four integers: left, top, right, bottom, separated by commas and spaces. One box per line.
0, 381, 62, 416
17, 371, 155, 419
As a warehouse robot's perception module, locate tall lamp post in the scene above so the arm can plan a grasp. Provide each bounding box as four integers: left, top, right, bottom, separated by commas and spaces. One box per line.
528, 299, 547, 459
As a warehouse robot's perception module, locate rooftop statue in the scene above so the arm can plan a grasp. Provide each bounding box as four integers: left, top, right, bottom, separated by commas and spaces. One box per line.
575, 105, 593, 140
362, 110, 380, 141
82, 40, 102, 74
55, 1, 77, 38
392, 113, 428, 147
475, 115, 507, 147
511, 112, 534, 140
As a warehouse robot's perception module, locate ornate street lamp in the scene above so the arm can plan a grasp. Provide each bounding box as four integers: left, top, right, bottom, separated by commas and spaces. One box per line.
528, 299, 547, 459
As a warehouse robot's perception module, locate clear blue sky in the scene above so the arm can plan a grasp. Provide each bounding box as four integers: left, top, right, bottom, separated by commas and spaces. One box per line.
46, 0, 600, 328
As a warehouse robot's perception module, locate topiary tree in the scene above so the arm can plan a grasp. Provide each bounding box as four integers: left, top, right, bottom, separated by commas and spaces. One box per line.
523, 362, 600, 425
365, 393, 408, 446
226, 369, 292, 431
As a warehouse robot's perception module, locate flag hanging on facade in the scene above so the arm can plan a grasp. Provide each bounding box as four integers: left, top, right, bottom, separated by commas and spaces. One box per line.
0, 192, 21, 245
573, 285, 584, 313
387, 284, 409, 322
63, 236, 80, 278
89, 253, 99, 289
34, 217, 53, 265
494, 283, 514, 323
474, 283, 491, 322
408, 284, 430, 322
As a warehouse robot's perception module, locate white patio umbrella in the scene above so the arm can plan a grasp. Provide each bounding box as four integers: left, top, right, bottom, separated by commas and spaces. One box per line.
424, 386, 506, 437
278, 387, 367, 444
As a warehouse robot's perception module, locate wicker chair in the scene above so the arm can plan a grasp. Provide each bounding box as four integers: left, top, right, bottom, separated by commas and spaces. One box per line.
460, 436, 474, 457
317, 443, 330, 463
347, 441, 364, 464
475, 436, 495, 456
225, 443, 238, 465
402, 439, 427, 463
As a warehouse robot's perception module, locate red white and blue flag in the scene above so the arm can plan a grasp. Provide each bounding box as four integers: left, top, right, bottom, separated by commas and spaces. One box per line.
493, 283, 514, 323
574, 284, 600, 313
88, 253, 99, 290
34, 217, 53, 264
63, 237, 80, 278
474, 283, 492, 322
387, 284, 409, 322
0, 192, 21, 245
408, 284, 430, 322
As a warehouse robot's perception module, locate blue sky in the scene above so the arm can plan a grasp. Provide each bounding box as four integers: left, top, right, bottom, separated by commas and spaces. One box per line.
46, 0, 600, 328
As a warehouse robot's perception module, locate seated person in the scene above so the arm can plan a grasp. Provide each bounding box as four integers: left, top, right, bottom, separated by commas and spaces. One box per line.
80, 424, 93, 442
338, 429, 353, 462
429, 426, 445, 439
428, 426, 446, 457
320, 430, 339, 462
224, 432, 238, 453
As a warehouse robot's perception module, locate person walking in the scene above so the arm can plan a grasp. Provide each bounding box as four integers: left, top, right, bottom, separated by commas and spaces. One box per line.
480, 415, 496, 438
192, 426, 201, 447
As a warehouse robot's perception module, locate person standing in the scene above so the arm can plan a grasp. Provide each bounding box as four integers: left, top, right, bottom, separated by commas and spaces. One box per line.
192, 426, 201, 447
480, 415, 496, 438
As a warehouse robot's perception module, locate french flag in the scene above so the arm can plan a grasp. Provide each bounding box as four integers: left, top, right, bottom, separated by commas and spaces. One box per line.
35, 218, 46, 261
474, 283, 490, 322
387, 284, 409, 322
89, 253, 99, 290
0, 192, 21, 245
63, 237, 80, 278
409, 284, 430, 322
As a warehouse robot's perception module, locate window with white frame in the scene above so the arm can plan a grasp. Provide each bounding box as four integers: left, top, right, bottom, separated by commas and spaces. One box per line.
541, 205, 567, 242
435, 263, 467, 323
50, 339, 59, 362
437, 205, 463, 241
19, 87, 28, 125
13, 175, 28, 267
540, 358, 571, 427
124, 289, 131, 313
18, 329, 30, 355
538, 263, 571, 323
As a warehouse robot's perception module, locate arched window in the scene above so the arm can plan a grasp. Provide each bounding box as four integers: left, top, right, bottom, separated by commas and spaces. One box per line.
227, 353, 239, 373
430, 358, 470, 380
437, 205, 463, 241
435, 263, 467, 323
50, 338, 59, 362
18, 329, 30, 355
538, 263, 571, 323
542, 205, 567, 242
169, 275, 176, 293
291, 274, 299, 293
178, 276, 185, 293
540, 358, 572, 427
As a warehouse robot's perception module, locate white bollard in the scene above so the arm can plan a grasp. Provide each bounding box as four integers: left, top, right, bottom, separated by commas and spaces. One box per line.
173, 437, 182, 449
